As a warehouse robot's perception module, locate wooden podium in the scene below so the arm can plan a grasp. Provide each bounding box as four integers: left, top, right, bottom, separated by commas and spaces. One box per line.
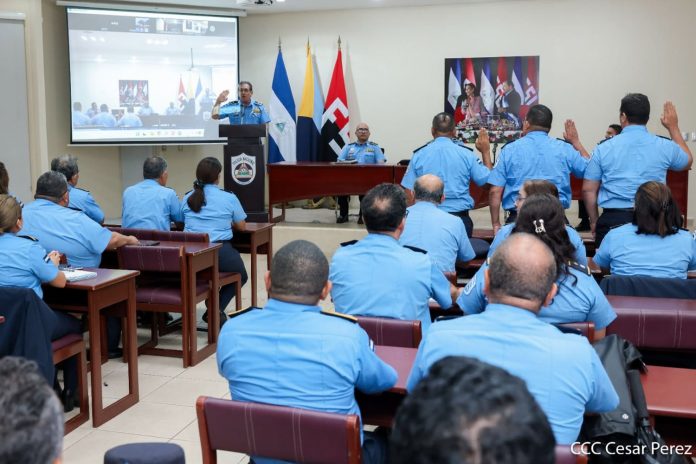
220, 124, 268, 222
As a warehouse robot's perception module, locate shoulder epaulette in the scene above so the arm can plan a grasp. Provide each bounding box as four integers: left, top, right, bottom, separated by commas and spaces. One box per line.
657, 135, 672, 141
596, 137, 610, 145
184, 189, 193, 195
74, 187, 90, 193
435, 314, 463, 322
556, 138, 573, 145
320, 310, 358, 323
17, 234, 38, 241
567, 260, 591, 276
367, 141, 378, 146
340, 239, 358, 247
413, 140, 432, 154
451, 138, 473, 151
68, 206, 84, 212
403, 245, 427, 254
228, 306, 260, 319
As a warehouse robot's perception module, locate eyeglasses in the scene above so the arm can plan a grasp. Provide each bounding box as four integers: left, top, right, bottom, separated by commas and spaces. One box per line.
514, 194, 527, 204
356, 128, 369, 132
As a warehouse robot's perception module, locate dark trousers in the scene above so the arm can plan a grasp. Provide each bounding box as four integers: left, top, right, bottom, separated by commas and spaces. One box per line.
52, 311, 81, 392
337, 195, 365, 218
448, 210, 473, 238
578, 199, 589, 221
595, 209, 633, 248
217, 240, 248, 312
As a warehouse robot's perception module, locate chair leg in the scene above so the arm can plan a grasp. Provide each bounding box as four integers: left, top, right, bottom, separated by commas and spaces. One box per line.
235, 279, 242, 312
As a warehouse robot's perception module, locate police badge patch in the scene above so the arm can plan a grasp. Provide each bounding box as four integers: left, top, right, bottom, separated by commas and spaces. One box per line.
230, 153, 256, 186
462, 275, 476, 295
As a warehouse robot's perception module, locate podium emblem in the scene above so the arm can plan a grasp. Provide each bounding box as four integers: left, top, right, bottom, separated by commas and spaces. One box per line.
230, 153, 256, 186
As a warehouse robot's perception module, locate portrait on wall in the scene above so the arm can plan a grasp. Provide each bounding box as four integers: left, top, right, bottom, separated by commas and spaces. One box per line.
444, 56, 539, 144
119, 79, 149, 107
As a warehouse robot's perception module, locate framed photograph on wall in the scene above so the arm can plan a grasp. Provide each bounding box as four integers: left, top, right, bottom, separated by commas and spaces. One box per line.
444, 56, 539, 144
119, 79, 149, 107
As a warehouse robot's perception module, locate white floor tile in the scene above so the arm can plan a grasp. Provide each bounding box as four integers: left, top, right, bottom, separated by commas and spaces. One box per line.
97, 402, 196, 438
142, 376, 228, 407
62, 430, 163, 464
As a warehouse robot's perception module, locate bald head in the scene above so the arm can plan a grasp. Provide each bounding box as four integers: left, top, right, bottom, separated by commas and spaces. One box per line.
355, 122, 371, 143
414, 174, 444, 204
487, 233, 556, 309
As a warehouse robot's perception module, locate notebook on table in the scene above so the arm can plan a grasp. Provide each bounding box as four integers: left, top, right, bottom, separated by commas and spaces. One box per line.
62, 269, 98, 282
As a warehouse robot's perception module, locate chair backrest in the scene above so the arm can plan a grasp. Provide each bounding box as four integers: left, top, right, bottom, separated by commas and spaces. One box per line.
356, 316, 422, 348
606, 304, 696, 351
555, 445, 587, 464
556, 321, 596, 343
196, 397, 361, 464
117, 245, 184, 273
107, 227, 156, 240
600, 275, 696, 299
150, 230, 209, 243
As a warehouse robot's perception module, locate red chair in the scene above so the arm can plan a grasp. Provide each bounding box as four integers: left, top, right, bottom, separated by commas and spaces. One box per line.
118, 245, 216, 367
555, 445, 587, 463
52, 333, 89, 434
356, 316, 422, 348
196, 396, 361, 464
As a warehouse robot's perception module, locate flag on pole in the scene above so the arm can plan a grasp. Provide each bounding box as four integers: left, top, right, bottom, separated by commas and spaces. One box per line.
297, 41, 325, 162
511, 57, 524, 99
320, 40, 349, 162
463, 58, 476, 86
446, 60, 462, 113
495, 56, 508, 97
480, 60, 495, 115
195, 76, 203, 99
525, 56, 539, 105
269, 44, 296, 163
177, 75, 187, 104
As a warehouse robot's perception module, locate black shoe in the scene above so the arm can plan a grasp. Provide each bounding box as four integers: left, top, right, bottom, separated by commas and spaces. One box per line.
202, 310, 209, 324
336, 215, 349, 224
575, 221, 591, 232
357, 215, 364, 225
107, 348, 123, 359
61, 389, 78, 413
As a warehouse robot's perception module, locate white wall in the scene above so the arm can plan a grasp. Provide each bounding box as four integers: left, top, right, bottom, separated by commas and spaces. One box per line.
6, 0, 696, 221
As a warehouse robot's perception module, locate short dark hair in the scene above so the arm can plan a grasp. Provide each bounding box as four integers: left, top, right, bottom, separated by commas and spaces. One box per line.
620, 93, 650, 125
143, 156, 168, 179
413, 176, 444, 203
488, 233, 556, 304
50, 154, 79, 182
521, 179, 559, 198
0, 357, 64, 464
269, 240, 328, 303
35, 171, 68, 202
361, 183, 407, 233
608, 124, 622, 135
239, 81, 253, 92
525, 104, 552, 131
100, 103, 109, 112
187, 157, 222, 213
73, 101, 82, 111
633, 181, 682, 237
390, 356, 555, 464
432, 112, 455, 134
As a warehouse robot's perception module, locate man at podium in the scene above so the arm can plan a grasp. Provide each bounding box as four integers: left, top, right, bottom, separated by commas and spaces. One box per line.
211, 81, 270, 125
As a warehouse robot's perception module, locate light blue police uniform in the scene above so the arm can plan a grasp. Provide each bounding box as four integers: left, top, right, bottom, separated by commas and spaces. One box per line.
400, 137, 490, 212
117, 112, 143, 128
217, 299, 398, 447
90, 111, 117, 127
181, 184, 246, 242
329, 233, 453, 332
488, 131, 588, 210
338, 141, 385, 163
21, 199, 112, 268
584, 126, 689, 208
72, 110, 90, 127
218, 100, 271, 125
122, 179, 182, 231
400, 201, 475, 272
0, 233, 59, 299
457, 261, 616, 330
593, 223, 696, 279
68, 184, 104, 224
488, 223, 588, 266
407, 303, 619, 444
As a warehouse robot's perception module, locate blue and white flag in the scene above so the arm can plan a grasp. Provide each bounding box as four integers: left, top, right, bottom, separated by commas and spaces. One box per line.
446, 60, 462, 113
269, 47, 296, 163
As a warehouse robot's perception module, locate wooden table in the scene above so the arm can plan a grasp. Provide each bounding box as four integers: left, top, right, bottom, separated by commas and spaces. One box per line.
231, 223, 274, 307
43, 269, 139, 427
607, 295, 696, 312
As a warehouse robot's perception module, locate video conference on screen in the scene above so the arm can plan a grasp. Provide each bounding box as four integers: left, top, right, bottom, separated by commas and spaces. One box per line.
67, 7, 239, 144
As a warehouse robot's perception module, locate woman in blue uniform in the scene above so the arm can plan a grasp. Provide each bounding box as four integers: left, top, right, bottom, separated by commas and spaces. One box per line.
488, 179, 587, 265
458, 193, 615, 337
182, 157, 248, 325
0, 194, 81, 410
593, 181, 696, 278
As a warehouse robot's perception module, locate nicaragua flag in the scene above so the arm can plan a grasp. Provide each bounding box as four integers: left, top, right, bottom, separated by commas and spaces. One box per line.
195, 75, 203, 99
320, 46, 349, 162
297, 42, 324, 162
480, 60, 495, 115
446, 60, 462, 113
269, 47, 296, 163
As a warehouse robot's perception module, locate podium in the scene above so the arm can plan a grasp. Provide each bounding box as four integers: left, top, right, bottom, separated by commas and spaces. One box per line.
220, 124, 268, 222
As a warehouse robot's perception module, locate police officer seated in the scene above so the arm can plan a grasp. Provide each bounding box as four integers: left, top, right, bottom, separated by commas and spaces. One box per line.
391, 356, 556, 464
399, 174, 476, 273
488, 104, 588, 233
335, 122, 384, 224
217, 240, 397, 464
401, 113, 492, 238
408, 233, 619, 445
330, 183, 458, 332
21, 171, 139, 358
582, 94, 693, 246
0, 357, 65, 464
51, 154, 105, 224
122, 156, 182, 231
